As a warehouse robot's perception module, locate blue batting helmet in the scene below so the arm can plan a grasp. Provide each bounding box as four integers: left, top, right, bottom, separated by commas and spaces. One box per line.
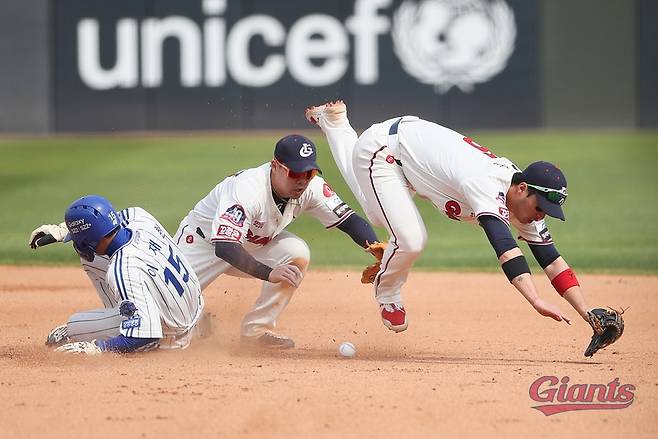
64, 195, 121, 261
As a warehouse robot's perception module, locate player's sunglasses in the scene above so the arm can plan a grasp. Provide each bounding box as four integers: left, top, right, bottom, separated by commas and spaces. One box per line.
275, 160, 318, 179
527, 183, 568, 205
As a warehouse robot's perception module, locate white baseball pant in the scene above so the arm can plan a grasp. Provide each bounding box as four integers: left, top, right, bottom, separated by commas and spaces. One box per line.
318, 113, 426, 306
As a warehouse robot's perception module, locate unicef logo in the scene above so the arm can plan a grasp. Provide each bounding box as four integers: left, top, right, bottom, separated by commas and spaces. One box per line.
392, 0, 516, 94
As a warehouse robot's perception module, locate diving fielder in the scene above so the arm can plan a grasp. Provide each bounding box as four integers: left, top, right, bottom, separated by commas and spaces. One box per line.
29, 195, 204, 354
305, 101, 594, 335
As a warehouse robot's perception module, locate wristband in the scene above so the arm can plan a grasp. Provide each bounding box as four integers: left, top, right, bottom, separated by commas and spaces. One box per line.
551, 268, 579, 296
501, 255, 530, 282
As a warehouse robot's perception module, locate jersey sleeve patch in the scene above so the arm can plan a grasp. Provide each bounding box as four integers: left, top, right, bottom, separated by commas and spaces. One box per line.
212, 224, 243, 242
323, 183, 335, 198
333, 202, 352, 218
220, 204, 247, 227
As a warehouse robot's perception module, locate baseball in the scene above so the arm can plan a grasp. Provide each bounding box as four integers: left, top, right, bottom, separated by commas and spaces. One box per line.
338, 341, 356, 358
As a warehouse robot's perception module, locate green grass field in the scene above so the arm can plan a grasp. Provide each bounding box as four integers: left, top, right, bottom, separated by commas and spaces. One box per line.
2, 130, 657, 273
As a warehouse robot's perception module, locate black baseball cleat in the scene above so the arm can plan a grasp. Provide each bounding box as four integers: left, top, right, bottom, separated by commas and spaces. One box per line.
241, 331, 295, 350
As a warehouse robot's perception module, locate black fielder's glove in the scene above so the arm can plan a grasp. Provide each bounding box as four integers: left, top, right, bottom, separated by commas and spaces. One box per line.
584, 307, 625, 357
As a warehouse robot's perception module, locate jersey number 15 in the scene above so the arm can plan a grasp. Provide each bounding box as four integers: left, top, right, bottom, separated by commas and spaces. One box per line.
164, 245, 190, 297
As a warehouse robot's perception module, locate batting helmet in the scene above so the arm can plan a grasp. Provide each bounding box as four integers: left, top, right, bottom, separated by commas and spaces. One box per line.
64, 195, 121, 261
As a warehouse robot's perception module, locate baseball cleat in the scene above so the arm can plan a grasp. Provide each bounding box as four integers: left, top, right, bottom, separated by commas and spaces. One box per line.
241, 331, 295, 349
304, 100, 347, 125
45, 324, 71, 347
380, 303, 408, 332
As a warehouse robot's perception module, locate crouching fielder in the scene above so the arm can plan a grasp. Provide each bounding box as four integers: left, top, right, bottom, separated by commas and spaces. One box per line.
29, 195, 204, 355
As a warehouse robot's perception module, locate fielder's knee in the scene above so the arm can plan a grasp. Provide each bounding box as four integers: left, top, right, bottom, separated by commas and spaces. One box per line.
395, 228, 427, 256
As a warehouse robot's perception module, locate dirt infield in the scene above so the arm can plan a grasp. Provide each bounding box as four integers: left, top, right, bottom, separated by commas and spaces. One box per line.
1, 266, 656, 438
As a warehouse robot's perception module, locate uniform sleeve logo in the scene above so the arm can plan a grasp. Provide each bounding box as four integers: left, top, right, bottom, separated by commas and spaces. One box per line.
216, 225, 242, 242
299, 143, 314, 157
392, 0, 516, 94
332, 202, 352, 218
539, 227, 552, 242
122, 317, 141, 329
220, 204, 246, 227
323, 183, 335, 198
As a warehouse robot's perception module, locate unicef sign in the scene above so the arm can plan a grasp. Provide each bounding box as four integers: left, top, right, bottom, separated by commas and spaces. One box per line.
73, 0, 516, 93
53, 0, 538, 131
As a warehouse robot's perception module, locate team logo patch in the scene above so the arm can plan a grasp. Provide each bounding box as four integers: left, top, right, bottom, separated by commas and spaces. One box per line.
499, 207, 510, 220
119, 300, 137, 318
539, 227, 552, 242
323, 183, 335, 198
221, 204, 247, 227
121, 317, 141, 329
186, 234, 194, 244
299, 143, 314, 157
444, 200, 462, 220
386, 155, 395, 164
333, 203, 351, 218
217, 224, 242, 241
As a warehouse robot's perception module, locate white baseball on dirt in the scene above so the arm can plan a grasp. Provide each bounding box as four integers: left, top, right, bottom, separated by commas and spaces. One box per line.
338, 341, 356, 358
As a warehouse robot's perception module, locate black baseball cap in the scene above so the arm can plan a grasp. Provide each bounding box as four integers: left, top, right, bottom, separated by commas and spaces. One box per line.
521, 161, 568, 221
274, 134, 322, 173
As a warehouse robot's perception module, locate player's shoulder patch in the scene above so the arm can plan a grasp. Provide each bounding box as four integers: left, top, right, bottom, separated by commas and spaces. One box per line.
322, 182, 335, 198
220, 204, 247, 227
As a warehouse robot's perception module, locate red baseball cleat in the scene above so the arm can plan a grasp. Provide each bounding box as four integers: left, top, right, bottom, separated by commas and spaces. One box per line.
380, 302, 408, 332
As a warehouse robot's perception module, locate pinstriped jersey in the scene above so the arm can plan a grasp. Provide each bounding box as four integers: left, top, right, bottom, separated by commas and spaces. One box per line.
104, 207, 203, 339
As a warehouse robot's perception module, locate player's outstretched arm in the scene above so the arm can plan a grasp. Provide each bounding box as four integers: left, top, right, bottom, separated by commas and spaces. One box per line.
28, 222, 69, 249
56, 335, 159, 355
479, 215, 570, 324
501, 248, 571, 324
335, 213, 379, 248
527, 243, 590, 322
215, 241, 302, 287
541, 256, 590, 321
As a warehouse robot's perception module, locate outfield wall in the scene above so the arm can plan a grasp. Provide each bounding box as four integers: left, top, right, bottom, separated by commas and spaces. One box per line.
1, 0, 655, 133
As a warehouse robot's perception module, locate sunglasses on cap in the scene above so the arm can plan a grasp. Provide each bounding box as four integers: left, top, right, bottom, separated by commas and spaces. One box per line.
527, 183, 568, 205
274, 160, 318, 180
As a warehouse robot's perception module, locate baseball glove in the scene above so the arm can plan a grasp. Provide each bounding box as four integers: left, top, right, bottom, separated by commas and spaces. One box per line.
361, 241, 387, 284
584, 307, 625, 357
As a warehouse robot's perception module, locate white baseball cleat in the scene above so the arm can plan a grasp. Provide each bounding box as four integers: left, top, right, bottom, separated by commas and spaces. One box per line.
45, 324, 71, 347
380, 302, 408, 332
305, 100, 347, 125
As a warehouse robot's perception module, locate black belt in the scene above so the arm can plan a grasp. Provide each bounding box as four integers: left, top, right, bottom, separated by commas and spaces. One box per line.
389, 117, 402, 135
389, 118, 403, 166
195, 227, 205, 239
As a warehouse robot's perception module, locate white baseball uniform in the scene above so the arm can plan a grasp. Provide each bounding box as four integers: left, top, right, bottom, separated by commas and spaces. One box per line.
174, 162, 355, 337
68, 207, 204, 350
317, 113, 553, 305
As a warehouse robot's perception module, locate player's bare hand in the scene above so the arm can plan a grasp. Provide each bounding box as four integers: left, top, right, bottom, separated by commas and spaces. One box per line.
532, 298, 572, 324
28, 223, 68, 249
268, 264, 303, 288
